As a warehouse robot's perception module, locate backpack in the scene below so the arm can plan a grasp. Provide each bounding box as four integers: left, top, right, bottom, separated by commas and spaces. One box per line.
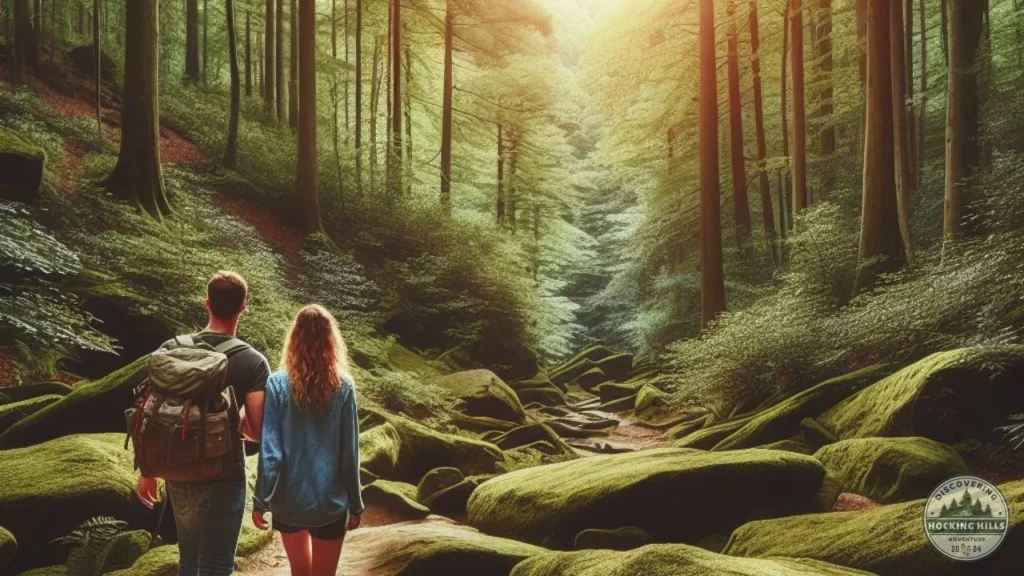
124, 335, 250, 482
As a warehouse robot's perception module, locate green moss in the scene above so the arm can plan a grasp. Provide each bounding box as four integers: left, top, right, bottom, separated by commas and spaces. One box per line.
594, 354, 633, 381
106, 545, 179, 576
0, 434, 151, 568
0, 526, 15, 573
574, 526, 652, 551
516, 386, 568, 407
510, 544, 874, 576
714, 364, 891, 451
0, 394, 63, 435
435, 370, 526, 424
0, 382, 73, 404
341, 518, 545, 575
385, 342, 446, 379
550, 359, 598, 386
799, 417, 838, 448
493, 423, 575, 457
756, 438, 817, 455
17, 566, 67, 576
673, 415, 755, 450
597, 383, 642, 404
467, 447, 826, 549
363, 479, 431, 519
96, 530, 150, 574
724, 479, 1024, 576
0, 356, 149, 449
813, 437, 969, 503
633, 384, 671, 423
423, 477, 483, 516
819, 347, 1024, 442
417, 467, 465, 503
557, 346, 615, 371
572, 368, 610, 393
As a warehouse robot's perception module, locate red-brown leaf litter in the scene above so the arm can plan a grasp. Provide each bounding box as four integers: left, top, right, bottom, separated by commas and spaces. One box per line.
212, 195, 303, 266
831, 492, 880, 512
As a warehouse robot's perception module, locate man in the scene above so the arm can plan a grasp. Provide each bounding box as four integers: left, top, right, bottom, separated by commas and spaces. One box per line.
137, 271, 269, 576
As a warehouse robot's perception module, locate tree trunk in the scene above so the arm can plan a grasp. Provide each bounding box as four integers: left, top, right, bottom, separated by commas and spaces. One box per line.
943, 0, 984, 248
355, 0, 362, 196
225, 0, 240, 167
50, 0, 56, 60
104, 0, 168, 220
750, 2, 777, 264
288, 0, 297, 129
856, 0, 866, 150
904, 0, 916, 187
244, 9, 251, 96
185, 0, 198, 81
496, 122, 505, 225
202, 0, 208, 85
12, 0, 35, 81
369, 34, 382, 193
506, 131, 518, 232
780, 0, 791, 234
297, 0, 320, 232
440, 0, 453, 213
388, 0, 402, 197
403, 29, 412, 196
890, 0, 913, 258
857, 0, 905, 290
257, 30, 263, 96
816, 0, 834, 199
940, 0, 948, 65
93, 0, 100, 142
726, 0, 751, 253
264, 0, 275, 115
698, 0, 725, 328
790, 0, 808, 214
918, 0, 926, 177
275, 0, 285, 121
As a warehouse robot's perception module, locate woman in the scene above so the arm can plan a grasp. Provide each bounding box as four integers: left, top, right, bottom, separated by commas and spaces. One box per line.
253, 305, 364, 576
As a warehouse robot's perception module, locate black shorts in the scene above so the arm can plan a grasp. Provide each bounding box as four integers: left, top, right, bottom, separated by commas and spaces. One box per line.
274, 515, 347, 540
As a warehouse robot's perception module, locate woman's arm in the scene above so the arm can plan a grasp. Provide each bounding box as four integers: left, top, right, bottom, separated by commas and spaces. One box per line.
253, 379, 282, 512
341, 380, 365, 515
241, 390, 265, 442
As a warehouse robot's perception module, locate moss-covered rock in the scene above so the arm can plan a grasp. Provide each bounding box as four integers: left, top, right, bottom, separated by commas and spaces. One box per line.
594, 354, 633, 381
550, 359, 599, 387
714, 364, 891, 451
510, 372, 566, 394
0, 526, 15, 573
423, 477, 484, 516
557, 346, 615, 371
435, 370, 527, 424
451, 413, 520, 433
725, 479, 1024, 575
633, 384, 671, 422
417, 467, 466, 503
757, 437, 818, 455
0, 127, 46, 204
595, 394, 639, 413
363, 480, 431, 519
664, 413, 714, 440
572, 368, 611, 393
516, 385, 568, 407
813, 437, 969, 503
574, 526, 652, 551
597, 383, 641, 404
0, 357, 149, 449
359, 409, 505, 484
0, 394, 63, 436
338, 518, 546, 576
492, 423, 575, 457
510, 544, 875, 576
819, 347, 1024, 443
467, 447, 827, 549
96, 530, 151, 574
674, 415, 755, 450
800, 416, 838, 448
106, 545, 178, 576
18, 566, 67, 576
0, 382, 73, 405
0, 434, 155, 570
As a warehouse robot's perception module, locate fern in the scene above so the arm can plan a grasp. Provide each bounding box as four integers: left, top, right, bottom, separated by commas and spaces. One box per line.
52, 516, 129, 548
997, 414, 1024, 451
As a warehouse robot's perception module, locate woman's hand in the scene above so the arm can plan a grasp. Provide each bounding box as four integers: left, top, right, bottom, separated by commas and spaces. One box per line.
136, 476, 159, 509
252, 510, 270, 531
346, 512, 361, 530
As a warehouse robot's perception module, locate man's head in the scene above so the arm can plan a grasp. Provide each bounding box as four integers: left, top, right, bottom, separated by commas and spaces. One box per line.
206, 271, 248, 324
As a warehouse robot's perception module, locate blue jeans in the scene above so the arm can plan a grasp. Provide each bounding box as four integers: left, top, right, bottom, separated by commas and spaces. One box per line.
166, 480, 246, 576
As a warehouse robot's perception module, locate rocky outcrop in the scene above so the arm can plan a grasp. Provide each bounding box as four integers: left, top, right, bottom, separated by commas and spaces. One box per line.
0, 127, 45, 204
362, 480, 431, 520
573, 526, 652, 551
0, 395, 64, 436
0, 526, 15, 574
435, 370, 527, 425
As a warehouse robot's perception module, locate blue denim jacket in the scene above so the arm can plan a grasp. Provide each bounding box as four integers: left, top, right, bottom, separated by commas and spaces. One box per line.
254, 370, 365, 526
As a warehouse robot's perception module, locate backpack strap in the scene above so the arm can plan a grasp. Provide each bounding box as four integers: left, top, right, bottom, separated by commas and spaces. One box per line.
174, 334, 195, 347
213, 338, 249, 356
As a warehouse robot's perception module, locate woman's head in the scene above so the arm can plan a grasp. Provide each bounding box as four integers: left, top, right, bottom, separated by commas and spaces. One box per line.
281, 304, 351, 408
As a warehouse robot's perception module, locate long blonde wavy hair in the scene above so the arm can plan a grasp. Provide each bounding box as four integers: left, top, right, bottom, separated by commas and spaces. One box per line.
280, 304, 352, 408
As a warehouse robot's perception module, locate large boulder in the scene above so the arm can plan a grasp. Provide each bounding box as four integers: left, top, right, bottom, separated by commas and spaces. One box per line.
0, 434, 154, 571
714, 364, 892, 451
550, 359, 599, 387
435, 370, 527, 425
467, 447, 828, 549
724, 479, 1024, 576
359, 409, 505, 484
422, 477, 485, 516
338, 518, 546, 576
0, 127, 45, 204
0, 526, 15, 573
0, 394, 63, 436
510, 544, 875, 576
105, 545, 178, 576
673, 414, 755, 450
516, 385, 568, 408
0, 382, 73, 404
557, 346, 615, 370
492, 423, 575, 457
813, 437, 969, 504
574, 526, 653, 551
819, 347, 1024, 443
362, 480, 431, 520
417, 467, 466, 503
572, 368, 611, 393
594, 354, 633, 381
0, 357, 148, 449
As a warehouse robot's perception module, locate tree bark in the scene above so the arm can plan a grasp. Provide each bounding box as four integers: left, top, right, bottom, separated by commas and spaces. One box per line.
225, 0, 240, 167
403, 28, 412, 196
202, 0, 208, 85
440, 0, 453, 213
93, 0, 100, 142
816, 0, 834, 199
890, 0, 913, 258
698, 0, 725, 328
918, 0, 926, 177
276, 0, 285, 121
780, 0, 791, 234
244, 9, 251, 96
297, 0, 321, 232
11, 0, 35, 82
185, 0, 198, 81
264, 0, 275, 116
104, 0, 168, 220
496, 122, 505, 224
388, 0, 402, 197
726, 0, 751, 252
506, 130, 518, 232
355, 0, 362, 196
943, 0, 984, 248
904, 0, 916, 187
790, 0, 808, 214
288, 0, 297, 129
857, 0, 905, 290
749, 1, 778, 261
369, 34, 382, 193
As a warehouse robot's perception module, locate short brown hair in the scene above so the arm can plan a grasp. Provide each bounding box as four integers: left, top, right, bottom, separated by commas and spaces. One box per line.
207, 271, 248, 319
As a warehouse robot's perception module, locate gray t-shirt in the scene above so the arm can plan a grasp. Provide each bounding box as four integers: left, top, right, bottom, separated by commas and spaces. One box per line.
162, 331, 270, 482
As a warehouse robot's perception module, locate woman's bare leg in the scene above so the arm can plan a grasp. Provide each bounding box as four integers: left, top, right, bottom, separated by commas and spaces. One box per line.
310, 536, 344, 576
281, 531, 313, 576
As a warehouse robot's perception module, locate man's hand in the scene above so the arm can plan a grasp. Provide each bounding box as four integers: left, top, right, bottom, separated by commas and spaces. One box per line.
346, 512, 361, 530
136, 476, 159, 509
252, 510, 270, 531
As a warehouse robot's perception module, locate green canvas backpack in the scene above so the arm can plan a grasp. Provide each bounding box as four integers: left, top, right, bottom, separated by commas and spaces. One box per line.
125, 335, 248, 482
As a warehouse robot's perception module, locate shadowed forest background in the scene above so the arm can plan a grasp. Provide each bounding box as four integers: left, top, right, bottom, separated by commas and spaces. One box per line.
3, 0, 1024, 574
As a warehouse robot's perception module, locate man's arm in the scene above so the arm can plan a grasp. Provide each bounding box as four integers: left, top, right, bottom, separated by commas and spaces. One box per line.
241, 390, 265, 442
